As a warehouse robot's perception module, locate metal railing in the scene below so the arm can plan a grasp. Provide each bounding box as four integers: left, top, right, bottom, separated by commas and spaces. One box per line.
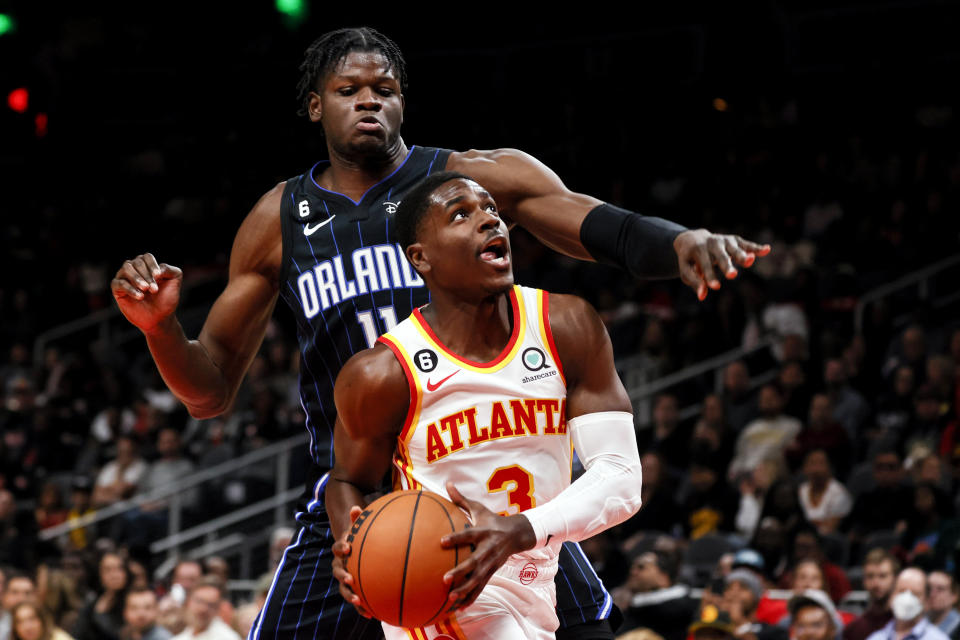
854, 254, 960, 334
39, 433, 309, 568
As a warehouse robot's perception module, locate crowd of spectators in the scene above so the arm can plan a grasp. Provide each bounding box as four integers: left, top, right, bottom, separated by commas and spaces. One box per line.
2, 10, 960, 640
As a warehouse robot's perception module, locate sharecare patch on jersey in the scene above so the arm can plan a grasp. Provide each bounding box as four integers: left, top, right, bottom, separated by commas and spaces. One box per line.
424, 398, 567, 463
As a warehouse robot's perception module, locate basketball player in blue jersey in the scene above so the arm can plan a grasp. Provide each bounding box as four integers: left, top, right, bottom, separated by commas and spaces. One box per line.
327, 170, 644, 640
111, 27, 769, 640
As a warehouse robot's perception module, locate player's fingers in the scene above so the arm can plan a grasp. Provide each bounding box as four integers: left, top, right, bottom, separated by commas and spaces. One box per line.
142, 253, 163, 279
443, 555, 478, 586
708, 237, 737, 279
120, 259, 154, 293
677, 257, 707, 300
331, 539, 351, 558
735, 237, 771, 256
445, 481, 484, 518
440, 527, 482, 550
156, 262, 183, 281
348, 505, 363, 524
111, 278, 145, 300
694, 243, 721, 290
723, 236, 750, 270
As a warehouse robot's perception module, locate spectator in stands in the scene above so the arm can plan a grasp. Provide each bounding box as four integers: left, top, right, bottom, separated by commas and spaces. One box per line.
92, 436, 148, 508
171, 579, 239, 640
163, 561, 202, 610
883, 325, 928, 386
141, 429, 195, 509
866, 568, 949, 640
33, 483, 67, 532
679, 447, 739, 539
637, 393, 691, 473
785, 394, 853, 478
789, 590, 844, 640
0, 573, 37, 640
843, 549, 898, 640
72, 551, 130, 640
722, 361, 757, 433
902, 386, 948, 468
120, 588, 170, 640
64, 478, 94, 552
0, 491, 35, 572
230, 604, 258, 640
901, 483, 959, 568
722, 568, 788, 640
729, 384, 801, 480
689, 605, 736, 640
776, 560, 827, 629
779, 360, 812, 421
797, 449, 853, 535
844, 449, 911, 543
875, 366, 916, 443
617, 550, 697, 640
619, 451, 681, 539
728, 548, 787, 625
735, 460, 781, 541
926, 571, 959, 637
779, 527, 850, 604
9, 601, 74, 640
36, 552, 91, 632
824, 358, 871, 441
691, 394, 736, 476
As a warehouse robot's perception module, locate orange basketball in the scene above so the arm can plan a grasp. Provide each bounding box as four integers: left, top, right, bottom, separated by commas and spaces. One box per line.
344, 489, 471, 629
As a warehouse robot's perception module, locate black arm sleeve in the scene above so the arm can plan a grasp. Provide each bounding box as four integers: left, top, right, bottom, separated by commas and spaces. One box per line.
579, 203, 688, 280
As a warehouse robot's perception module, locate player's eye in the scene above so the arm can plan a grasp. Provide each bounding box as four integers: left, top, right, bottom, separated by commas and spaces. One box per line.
485, 203, 498, 214
338, 87, 355, 96
377, 87, 394, 96
452, 209, 469, 221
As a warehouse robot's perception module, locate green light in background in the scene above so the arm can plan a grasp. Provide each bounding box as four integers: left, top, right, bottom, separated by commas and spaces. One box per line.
275, 0, 307, 28
0, 14, 16, 36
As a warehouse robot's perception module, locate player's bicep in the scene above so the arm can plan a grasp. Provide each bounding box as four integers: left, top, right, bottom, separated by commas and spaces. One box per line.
551, 294, 632, 419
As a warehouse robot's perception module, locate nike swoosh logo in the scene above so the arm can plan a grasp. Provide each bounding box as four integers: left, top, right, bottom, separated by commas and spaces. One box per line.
303, 215, 336, 236
426, 370, 459, 392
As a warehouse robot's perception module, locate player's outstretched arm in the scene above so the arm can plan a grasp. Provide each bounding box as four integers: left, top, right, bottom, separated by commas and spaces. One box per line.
448, 149, 770, 300
326, 345, 409, 616
110, 183, 284, 418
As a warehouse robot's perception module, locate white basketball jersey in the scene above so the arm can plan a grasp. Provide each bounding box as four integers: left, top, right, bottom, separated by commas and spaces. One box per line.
377, 285, 570, 563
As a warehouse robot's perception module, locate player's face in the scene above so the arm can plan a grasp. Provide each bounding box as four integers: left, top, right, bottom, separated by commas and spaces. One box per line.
309, 51, 404, 160
409, 179, 513, 298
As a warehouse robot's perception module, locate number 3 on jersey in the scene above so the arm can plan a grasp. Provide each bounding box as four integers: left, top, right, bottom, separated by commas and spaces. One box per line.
357, 306, 399, 348
487, 465, 536, 516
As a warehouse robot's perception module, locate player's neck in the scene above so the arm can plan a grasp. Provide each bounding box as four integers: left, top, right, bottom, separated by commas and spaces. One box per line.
420, 291, 513, 363
319, 139, 409, 201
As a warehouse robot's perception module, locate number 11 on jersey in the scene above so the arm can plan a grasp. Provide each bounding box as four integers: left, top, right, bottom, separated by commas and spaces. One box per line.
357, 306, 399, 349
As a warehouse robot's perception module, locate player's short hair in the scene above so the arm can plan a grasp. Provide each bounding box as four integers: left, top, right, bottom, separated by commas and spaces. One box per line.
296, 27, 407, 117
393, 171, 475, 255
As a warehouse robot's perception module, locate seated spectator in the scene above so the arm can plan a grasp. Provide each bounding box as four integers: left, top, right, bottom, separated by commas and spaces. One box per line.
785, 394, 853, 478
843, 549, 898, 640
900, 483, 959, 568
691, 395, 735, 477
926, 571, 959, 637
92, 436, 148, 509
729, 385, 802, 480
722, 361, 757, 433
824, 358, 870, 441
637, 393, 691, 474
844, 449, 911, 543
35, 552, 91, 631
72, 552, 130, 640
679, 448, 740, 539
230, 604, 259, 640
865, 568, 949, 640
722, 568, 788, 640
778, 527, 850, 604
789, 590, 844, 640
776, 560, 827, 628
689, 605, 736, 640
874, 366, 915, 442
170, 579, 239, 640
902, 386, 949, 468
779, 360, 812, 421
882, 325, 927, 386
119, 588, 170, 640
0, 572, 38, 640
729, 548, 786, 626
618, 550, 698, 640
618, 451, 682, 539
33, 483, 67, 531
797, 450, 853, 535
65, 478, 95, 551
0, 490, 36, 571
10, 601, 74, 640
736, 461, 782, 541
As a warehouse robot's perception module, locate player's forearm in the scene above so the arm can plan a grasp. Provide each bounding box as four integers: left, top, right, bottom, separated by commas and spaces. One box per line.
143, 315, 232, 419
325, 476, 370, 541
580, 204, 688, 280
521, 411, 643, 547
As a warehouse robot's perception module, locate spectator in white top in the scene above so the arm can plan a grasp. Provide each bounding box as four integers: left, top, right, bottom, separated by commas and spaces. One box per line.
93, 436, 148, 508
170, 579, 239, 640
797, 449, 853, 535
729, 385, 802, 481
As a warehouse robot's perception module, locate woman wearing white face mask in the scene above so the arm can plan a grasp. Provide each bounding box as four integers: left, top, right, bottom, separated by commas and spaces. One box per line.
864, 568, 950, 640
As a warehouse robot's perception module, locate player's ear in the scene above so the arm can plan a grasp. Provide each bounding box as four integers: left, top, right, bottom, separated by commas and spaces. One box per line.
406, 243, 430, 276
400, 93, 405, 121
308, 91, 323, 123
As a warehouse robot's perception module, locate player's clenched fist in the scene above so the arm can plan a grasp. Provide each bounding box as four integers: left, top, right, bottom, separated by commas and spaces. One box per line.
111, 253, 183, 334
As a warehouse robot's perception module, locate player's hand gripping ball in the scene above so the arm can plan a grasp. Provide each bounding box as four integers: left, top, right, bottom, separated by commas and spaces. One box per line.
345, 490, 472, 628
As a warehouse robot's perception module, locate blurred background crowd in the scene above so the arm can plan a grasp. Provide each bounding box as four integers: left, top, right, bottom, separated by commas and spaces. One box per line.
1, 3, 960, 640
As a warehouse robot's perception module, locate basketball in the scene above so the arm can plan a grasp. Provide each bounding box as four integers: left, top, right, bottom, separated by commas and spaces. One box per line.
344, 489, 472, 628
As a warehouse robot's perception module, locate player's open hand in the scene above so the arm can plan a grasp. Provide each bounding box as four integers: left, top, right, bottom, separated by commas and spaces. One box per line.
673, 229, 771, 300
439, 481, 536, 612
331, 505, 372, 618
111, 253, 184, 334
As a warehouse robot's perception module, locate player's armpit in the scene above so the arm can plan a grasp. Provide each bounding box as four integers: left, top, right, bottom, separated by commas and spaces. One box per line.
546, 293, 632, 418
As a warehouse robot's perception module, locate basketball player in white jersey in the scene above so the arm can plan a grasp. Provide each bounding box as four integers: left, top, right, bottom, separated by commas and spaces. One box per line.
326, 171, 644, 640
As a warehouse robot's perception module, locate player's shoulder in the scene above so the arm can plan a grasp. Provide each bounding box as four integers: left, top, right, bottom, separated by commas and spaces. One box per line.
542, 291, 609, 360
335, 343, 409, 432
337, 343, 406, 396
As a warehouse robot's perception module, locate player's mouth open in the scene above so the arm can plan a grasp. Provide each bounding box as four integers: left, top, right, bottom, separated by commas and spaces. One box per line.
479, 237, 510, 267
